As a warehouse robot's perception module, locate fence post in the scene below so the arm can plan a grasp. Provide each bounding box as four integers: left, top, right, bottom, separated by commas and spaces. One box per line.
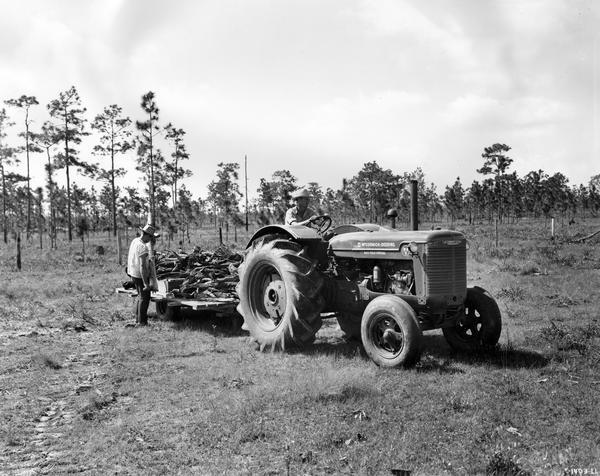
17, 233, 22, 271
117, 231, 122, 266
219, 227, 223, 245
551, 218, 555, 241
495, 218, 499, 248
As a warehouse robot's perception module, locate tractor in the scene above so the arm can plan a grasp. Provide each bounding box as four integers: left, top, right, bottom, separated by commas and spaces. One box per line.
236, 215, 501, 368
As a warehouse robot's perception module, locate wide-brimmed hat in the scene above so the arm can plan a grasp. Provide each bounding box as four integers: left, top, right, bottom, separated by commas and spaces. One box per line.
139, 224, 159, 237
291, 188, 310, 200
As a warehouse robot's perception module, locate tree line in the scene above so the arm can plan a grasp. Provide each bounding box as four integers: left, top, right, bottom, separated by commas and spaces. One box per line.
211, 144, 600, 230
1, 87, 599, 250
0, 88, 194, 247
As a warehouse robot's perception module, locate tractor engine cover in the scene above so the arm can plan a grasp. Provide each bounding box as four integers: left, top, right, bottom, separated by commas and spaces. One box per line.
328, 229, 468, 312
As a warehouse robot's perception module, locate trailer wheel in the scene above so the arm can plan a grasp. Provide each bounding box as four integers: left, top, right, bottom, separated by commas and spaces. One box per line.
443, 286, 502, 352
236, 238, 324, 351
336, 313, 362, 340
361, 295, 421, 368
155, 300, 179, 321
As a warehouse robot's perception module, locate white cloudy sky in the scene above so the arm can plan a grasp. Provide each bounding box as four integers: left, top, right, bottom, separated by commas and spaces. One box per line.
1, 0, 599, 199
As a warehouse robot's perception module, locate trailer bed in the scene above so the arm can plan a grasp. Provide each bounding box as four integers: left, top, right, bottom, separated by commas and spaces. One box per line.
116, 287, 238, 313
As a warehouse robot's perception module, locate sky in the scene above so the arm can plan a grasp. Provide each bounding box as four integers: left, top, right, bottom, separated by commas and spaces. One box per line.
1, 0, 599, 201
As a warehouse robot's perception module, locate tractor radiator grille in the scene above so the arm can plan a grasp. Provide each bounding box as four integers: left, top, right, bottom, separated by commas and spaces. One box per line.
425, 242, 467, 296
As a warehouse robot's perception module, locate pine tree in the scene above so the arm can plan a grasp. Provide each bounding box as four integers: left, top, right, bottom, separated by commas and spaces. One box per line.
207, 162, 242, 226
47, 86, 91, 241
444, 177, 465, 224
477, 143, 513, 222
135, 92, 161, 224
4, 95, 39, 238
0, 108, 14, 243
164, 123, 191, 209
31, 121, 60, 248
91, 104, 132, 236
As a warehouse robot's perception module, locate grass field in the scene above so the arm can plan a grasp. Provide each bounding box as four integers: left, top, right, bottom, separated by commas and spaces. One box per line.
1, 219, 599, 475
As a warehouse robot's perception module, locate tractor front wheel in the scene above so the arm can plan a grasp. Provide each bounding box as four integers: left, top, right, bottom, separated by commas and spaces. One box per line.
236, 239, 324, 351
361, 295, 422, 368
442, 286, 502, 352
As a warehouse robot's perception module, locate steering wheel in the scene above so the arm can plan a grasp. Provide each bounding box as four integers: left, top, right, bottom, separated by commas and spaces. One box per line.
310, 215, 332, 234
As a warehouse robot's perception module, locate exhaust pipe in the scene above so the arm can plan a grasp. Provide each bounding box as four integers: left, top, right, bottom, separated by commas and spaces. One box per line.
411, 179, 418, 231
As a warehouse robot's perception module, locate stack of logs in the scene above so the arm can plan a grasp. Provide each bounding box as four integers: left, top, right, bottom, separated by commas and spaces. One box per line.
154, 245, 243, 299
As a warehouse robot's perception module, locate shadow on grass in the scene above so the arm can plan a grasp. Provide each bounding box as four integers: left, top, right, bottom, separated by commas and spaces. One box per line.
288, 333, 549, 370
292, 336, 368, 360
163, 312, 550, 370
422, 334, 550, 369
168, 309, 246, 337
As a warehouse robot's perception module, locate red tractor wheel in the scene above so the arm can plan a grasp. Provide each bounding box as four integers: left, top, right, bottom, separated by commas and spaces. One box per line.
236, 239, 324, 351
361, 295, 422, 368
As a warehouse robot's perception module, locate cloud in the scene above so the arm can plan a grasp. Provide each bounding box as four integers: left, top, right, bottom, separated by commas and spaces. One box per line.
352, 0, 477, 71
355, 0, 441, 38
442, 94, 501, 126
443, 93, 574, 131
295, 90, 431, 157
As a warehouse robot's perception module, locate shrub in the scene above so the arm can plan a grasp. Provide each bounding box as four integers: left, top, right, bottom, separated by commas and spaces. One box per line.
519, 262, 541, 276
486, 452, 531, 476
540, 321, 589, 355
497, 286, 526, 301
32, 352, 63, 370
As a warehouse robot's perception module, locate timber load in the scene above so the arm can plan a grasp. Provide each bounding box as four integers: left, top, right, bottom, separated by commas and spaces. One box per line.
154, 245, 242, 300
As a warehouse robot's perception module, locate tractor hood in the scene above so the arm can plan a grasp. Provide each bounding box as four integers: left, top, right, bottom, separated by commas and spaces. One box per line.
328, 229, 465, 254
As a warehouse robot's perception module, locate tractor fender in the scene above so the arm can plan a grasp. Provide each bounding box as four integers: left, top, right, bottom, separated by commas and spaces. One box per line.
246, 225, 322, 248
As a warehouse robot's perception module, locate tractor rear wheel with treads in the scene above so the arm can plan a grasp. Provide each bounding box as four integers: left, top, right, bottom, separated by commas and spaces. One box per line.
236, 238, 324, 351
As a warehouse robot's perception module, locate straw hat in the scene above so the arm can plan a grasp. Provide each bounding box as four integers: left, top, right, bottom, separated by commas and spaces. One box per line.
139, 224, 159, 237
291, 188, 310, 200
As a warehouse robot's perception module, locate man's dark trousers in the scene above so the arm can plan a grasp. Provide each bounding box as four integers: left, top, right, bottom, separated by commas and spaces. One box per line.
132, 277, 150, 325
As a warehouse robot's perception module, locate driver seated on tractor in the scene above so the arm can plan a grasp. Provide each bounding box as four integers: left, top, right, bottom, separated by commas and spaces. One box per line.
285, 188, 318, 227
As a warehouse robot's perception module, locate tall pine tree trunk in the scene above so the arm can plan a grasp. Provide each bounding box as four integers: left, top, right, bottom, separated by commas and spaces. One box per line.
1, 165, 6, 244
148, 109, 155, 226
174, 153, 178, 209
64, 111, 72, 241
37, 189, 43, 249
25, 111, 31, 240
111, 139, 117, 237
46, 147, 55, 249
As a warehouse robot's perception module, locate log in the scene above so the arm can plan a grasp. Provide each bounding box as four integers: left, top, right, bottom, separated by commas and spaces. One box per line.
153, 245, 242, 299
573, 229, 600, 243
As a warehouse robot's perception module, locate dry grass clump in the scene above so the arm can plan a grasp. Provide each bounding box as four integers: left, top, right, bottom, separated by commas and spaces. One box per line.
518, 262, 542, 275
486, 451, 532, 476
540, 320, 600, 356
498, 285, 526, 301
78, 389, 118, 421
289, 363, 380, 403
31, 351, 63, 370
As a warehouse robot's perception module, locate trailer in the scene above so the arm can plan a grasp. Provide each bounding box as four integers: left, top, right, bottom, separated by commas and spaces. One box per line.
116, 277, 239, 320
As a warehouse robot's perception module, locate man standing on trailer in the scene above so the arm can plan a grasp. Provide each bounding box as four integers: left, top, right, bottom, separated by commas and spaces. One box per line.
127, 224, 158, 326
285, 188, 317, 226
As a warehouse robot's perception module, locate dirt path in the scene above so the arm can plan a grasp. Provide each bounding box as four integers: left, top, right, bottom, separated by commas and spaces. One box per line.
1, 324, 132, 475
